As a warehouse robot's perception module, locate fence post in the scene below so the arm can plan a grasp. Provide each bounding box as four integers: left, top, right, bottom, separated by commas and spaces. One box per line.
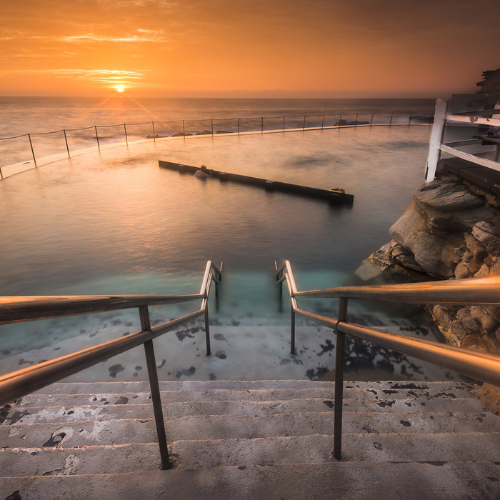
152, 121, 156, 142
237, 118, 240, 135
28, 134, 37, 167
408, 112, 413, 126
370, 114, 374, 126
425, 98, 448, 182
283, 116, 285, 132
334, 297, 348, 460
354, 113, 358, 127
261, 117, 264, 134
389, 113, 393, 126
182, 120, 185, 137
63, 130, 70, 158
94, 126, 100, 152
322, 115, 325, 130
211, 119, 214, 137
303, 115, 306, 131
338, 113, 343, 127
124, 124, 128, 146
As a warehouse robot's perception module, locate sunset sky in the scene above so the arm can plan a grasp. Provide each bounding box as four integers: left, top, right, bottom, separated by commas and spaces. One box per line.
1, 0, 499, 97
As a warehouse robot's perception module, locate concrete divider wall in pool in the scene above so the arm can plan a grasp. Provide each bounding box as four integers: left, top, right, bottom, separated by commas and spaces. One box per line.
158, 160, 354, 205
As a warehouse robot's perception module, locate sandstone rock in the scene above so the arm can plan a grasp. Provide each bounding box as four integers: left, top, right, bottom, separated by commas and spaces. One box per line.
464, 233, 487, 260
454, 262, 471, 279
489, 259, 500, 276
456, 308, 481, 333
409, 231, 464, 277
485, 256, 494, 267
472, 221, 497, 244
449, 320, 468, 343
462, 250, 473, 263
413, 182, 485, 214
432, 305, 454, 330
390, 244, 424, 272
461, 334, 489, 353
389, 203, 427, 247
427, 206, 496, 233
483, 305, 500, 323
474, 263, 490, 278
482, 337, 500, 356
475, 383, 500, 417
470, 306, 499, 333
486, 238, 500, 257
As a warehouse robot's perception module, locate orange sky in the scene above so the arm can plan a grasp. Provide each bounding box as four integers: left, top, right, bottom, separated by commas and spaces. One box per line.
1, 0, 499, 97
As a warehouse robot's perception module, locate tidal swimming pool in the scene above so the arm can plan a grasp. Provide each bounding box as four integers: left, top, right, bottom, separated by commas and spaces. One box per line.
1, 126, 459, 381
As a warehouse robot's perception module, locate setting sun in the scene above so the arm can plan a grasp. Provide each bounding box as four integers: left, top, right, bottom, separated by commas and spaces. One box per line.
116, 85, 125, 93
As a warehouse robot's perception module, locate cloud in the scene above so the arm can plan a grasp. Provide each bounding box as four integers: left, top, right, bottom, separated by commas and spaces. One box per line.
0, 68, 150, 85
61, 30, 165, 43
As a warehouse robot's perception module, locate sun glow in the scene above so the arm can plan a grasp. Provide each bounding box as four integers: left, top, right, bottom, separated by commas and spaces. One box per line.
115, 85, 125, 93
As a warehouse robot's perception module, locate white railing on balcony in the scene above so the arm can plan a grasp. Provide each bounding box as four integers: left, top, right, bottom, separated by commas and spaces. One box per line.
425, 98, 500, 182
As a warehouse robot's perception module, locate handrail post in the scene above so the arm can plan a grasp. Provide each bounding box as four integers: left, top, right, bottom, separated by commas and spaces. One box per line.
338, 113, 342, 127
389, 112, 393, 126
303, 115, 306, 131
140, 305, 170, 470
261, 117, 264, 134
354, 113, 358, 127
408, 112, 413, 126
334, 297, 348, 460
370, 113, 374, 126
237, 118, 240, 135
152, 121, 156, 142
291, 304, 296, 354
321, 114, 325, 130
124, 124, 128, 146
211, 119, 214, 137
283, 116, 285, 132
204, 303, 211, 355
63, 130, 70, 158
28, 134, 37, 167
182, 120, 185, 138
94, 126, 100, 152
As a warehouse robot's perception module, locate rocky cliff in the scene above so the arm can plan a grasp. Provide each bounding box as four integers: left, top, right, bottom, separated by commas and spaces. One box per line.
360, 171, 500, 355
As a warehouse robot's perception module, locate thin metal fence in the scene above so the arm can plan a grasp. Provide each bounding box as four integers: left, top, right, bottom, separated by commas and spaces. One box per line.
0, 111, 432, 180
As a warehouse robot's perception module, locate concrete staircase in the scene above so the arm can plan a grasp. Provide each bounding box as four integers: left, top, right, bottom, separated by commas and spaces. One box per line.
1, 380, 500, 499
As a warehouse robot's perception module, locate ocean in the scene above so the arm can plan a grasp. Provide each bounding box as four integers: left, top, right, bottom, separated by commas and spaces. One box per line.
1, 96, 459, 382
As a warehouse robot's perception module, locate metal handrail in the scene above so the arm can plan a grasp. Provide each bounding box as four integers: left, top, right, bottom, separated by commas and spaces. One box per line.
0, 260, 222, 470
276, 260, 500, 460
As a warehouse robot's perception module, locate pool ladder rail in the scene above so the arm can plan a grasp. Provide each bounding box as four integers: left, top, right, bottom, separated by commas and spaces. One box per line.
0, 260, 222, 470
275, 259, 500, 459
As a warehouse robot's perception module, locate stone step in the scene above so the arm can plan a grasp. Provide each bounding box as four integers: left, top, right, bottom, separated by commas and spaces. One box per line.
1, 461, 500, 500
15, 384, 479, 408
2, 411, 497, 448
3, 396, 490, 425
2, 433, 500, 477
173, 432, 500, 468
30, 380, 477, 395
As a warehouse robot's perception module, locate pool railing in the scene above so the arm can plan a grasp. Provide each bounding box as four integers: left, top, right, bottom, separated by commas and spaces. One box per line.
0, 110, 432, 180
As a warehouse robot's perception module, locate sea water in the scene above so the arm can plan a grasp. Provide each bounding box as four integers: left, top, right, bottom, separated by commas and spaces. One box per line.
1, 97, 458, 382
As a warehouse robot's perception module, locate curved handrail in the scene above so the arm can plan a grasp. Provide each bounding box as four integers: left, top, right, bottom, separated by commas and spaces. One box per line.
0, 309, 202, 406
0, 260, 222, 470
276, 259, 500, 460
0, 294, 204, 325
